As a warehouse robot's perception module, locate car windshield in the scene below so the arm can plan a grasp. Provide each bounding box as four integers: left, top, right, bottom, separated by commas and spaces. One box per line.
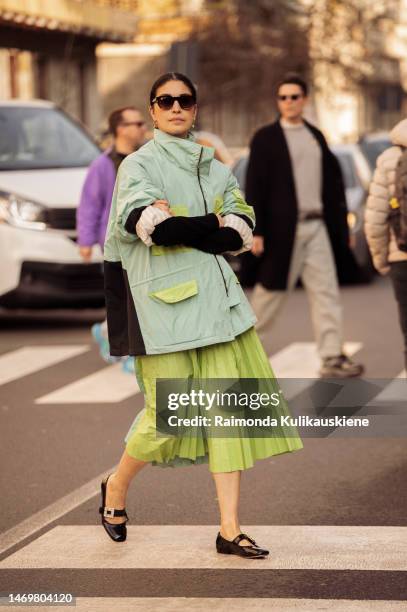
333, 152, 358, 189
359, 138, 391, 170
0, 106, 100, 170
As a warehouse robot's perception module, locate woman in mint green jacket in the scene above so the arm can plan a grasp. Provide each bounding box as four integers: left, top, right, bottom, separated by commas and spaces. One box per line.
99, 72, 303, 557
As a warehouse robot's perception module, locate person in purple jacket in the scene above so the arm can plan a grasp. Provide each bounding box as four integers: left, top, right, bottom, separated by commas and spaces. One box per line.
77, 106, 147, 367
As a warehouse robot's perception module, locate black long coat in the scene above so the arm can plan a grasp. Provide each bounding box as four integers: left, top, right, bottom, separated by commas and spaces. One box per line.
239, 119, 362, 289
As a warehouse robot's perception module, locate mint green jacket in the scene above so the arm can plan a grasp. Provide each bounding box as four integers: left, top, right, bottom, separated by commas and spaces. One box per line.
103, 128, 257, 356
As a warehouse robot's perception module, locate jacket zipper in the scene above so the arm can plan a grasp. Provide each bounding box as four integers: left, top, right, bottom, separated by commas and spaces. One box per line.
196, 147, 229, 297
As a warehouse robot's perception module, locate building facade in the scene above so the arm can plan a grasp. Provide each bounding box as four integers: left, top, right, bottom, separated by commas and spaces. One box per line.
309, 0, 407, 143
0, 0, 138, 133
3, 0, 407, 145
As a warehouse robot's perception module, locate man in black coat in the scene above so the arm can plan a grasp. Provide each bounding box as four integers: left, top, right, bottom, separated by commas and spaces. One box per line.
241, 74, 364, 377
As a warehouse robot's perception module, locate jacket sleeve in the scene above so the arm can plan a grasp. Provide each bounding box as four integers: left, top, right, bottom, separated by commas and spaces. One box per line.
220, 170, 256, 229
124, 206, 147, 233
76, 160, 105, 247
124, 202, 241, 253
151, 213, 219, 245
364, 155, 391, 274
151, 216, 243, 253
210, 170, 255, 254
123, 200, 243, 253
125, 209, 222, 244
245, 131, 267, 236
192, 227, 243, 254
114, 159, 165, 242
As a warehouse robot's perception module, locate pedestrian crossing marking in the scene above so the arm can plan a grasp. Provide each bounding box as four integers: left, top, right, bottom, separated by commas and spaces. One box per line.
32, 341, 363, 405
3, 341, 402, 407
35, 361, 139, 404
20, 597, 407, 612
269, 341, 362, 379
2, 525, 406, 570
370, 369, 407, 403
0, 345, 90, 386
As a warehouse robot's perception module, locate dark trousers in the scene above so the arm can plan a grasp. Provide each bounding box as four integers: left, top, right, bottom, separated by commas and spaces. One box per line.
389, 261, 407, 370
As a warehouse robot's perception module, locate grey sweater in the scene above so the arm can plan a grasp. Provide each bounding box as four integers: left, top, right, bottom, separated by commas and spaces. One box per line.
280, 118, 323, 212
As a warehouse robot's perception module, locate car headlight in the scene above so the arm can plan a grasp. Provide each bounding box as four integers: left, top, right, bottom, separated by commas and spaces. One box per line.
0, 190, 47, 230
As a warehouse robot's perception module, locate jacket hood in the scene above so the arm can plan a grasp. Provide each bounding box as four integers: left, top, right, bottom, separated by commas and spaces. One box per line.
390, 119, 407, 147
153, 128, 214, 175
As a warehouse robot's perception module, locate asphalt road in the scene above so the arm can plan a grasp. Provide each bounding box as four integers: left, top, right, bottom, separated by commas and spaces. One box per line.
0, 274, 406, 610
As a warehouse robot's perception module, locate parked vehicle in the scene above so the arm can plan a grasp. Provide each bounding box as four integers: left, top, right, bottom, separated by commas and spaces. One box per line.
231, 142, 376, 282
0, 100, 103, 308
358, 132, 391, 172
331, 144, 375, 280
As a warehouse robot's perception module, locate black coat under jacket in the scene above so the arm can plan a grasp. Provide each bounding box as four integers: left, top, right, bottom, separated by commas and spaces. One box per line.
239, 119, 362, 289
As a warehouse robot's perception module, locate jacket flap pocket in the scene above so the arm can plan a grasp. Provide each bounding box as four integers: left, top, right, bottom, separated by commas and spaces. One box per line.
149, 279, 198, 303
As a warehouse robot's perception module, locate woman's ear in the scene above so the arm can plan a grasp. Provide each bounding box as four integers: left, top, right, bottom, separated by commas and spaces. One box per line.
149, 106, 157, 128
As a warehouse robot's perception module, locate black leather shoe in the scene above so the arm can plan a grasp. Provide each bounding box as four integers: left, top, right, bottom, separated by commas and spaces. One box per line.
216, 532, 269, 558
98, 474, 129, 542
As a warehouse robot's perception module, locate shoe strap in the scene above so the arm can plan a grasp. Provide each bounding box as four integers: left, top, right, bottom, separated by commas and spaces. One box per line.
99, 506, 128, 518
233, 532, 257, 546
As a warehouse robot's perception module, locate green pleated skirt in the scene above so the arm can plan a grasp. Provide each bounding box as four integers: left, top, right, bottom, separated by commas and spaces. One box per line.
124, 326, 303, 472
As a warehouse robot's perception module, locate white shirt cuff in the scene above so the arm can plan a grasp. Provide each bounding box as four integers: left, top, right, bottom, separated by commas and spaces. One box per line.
135, 205, 171, 246
222, 213, 253, 254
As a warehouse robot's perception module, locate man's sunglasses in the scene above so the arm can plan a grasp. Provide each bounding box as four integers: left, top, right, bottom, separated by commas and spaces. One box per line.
151, 94, 196, 110
120, 121, 145, 127
278, 94, 303, 101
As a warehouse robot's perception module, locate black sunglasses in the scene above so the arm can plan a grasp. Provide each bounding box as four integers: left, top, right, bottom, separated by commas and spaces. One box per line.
151, 94, 196, 110
278, 94, 303, 101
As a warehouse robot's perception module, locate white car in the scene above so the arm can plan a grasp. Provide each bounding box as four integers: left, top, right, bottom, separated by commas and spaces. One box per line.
0, 100, 103, 309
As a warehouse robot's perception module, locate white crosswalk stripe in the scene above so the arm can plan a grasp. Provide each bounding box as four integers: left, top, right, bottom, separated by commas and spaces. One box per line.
35, 361, 140, 404
2, 342, 405, 610
4, 341, 404, 416
1, 526, 405, 610
22, 340, 361, 404
2, 523, 405, 609
0, 345, 89, 386
2, 525, 406, 570
368, 369, 407, 404
3, 341, 405, 437
20, 598, 407, 612
268, 341, 363, 402
39, 342, 327, 404
269, 341, 362, 379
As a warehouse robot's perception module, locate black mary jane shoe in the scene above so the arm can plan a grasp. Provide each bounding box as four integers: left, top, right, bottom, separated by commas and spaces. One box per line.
216, 532, 269, 558
99, 474, 129, 542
